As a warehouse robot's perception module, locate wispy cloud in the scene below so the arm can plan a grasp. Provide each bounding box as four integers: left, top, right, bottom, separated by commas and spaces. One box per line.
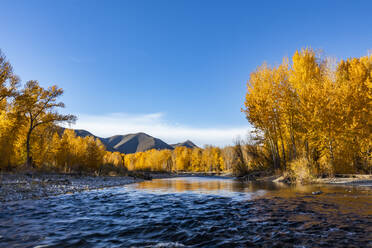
69, 112, 251, 147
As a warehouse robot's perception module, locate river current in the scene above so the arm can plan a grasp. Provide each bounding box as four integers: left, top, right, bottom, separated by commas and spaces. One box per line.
1, 177, 371, 247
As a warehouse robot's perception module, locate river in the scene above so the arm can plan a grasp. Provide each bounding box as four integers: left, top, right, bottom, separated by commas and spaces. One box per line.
1, 176, 371, 247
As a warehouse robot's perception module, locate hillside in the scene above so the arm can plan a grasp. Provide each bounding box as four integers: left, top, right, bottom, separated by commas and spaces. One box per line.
65, 129, 196, 154
171, 140, 198, 149
102, 132, 174, 153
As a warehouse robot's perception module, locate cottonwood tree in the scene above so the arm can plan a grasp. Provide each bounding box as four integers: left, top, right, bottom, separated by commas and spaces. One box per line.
15, 81, 76, 167
0, 51, 21, 168
0, 50, 19, 106
243, 48, 372, 175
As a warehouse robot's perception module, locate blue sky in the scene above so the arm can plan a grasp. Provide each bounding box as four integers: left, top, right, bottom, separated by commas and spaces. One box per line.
1, 0, 371, 146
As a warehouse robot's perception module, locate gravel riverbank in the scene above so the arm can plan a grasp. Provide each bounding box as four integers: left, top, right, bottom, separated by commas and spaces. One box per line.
2, 172, 371, 203
314, 174, 372, 186
0, 173, 144, 202
269, 174, 372, 187
0, 172, 230, 203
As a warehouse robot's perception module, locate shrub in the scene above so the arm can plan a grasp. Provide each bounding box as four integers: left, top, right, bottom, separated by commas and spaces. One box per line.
231, 141, 249, 176
287, 157, 315, 184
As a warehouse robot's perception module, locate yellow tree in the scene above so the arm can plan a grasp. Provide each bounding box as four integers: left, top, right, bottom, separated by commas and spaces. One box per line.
124, 153, 135, 170
335, 56, 372, 172
243, 63, 286, 169
15, 81, 76, 167
51, 129, 76, 171
159, 149, 173, 171
30, 125, 57, 167
0, 50, 19, 108
0, 51, 22, 169
244, 48, 371, 175
190, 148, 203, 171
84, 136, 105, 171
0, 109, 25, 168
172, 147, 191, 171
289, 49, 324, 161
104, 151, 125, 167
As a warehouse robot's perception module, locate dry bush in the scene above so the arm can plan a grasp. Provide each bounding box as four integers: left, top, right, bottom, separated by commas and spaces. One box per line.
286, 156, 315, 184
231, 141, 249, 176
243, 144, 271, 171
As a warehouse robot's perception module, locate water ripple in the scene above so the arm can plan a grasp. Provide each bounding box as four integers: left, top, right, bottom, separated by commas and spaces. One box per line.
0, 177, 371, 247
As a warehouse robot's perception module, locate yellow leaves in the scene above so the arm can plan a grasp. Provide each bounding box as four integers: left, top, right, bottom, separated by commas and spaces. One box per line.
104, 151, 124, 168
49, 129, 106, 172
119, 146, 226, 173
0, 50, 19, 106
1, 49, 230, 173
244, 48, 372, 173
124, 149, 173, 171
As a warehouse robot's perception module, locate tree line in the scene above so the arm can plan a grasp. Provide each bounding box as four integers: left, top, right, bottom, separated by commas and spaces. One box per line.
2, 48, 370, 178
50, 129, 233, 174
0, 49, 245, 174
243, 48, 371, 179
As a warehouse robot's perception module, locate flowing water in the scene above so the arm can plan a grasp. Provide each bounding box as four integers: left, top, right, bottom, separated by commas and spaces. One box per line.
1, 177, 371, 247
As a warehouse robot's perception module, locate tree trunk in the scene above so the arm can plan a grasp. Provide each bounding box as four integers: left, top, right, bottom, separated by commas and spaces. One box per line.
290, 131, 297, 160
305, 139, 309, 160
275, 140, 281, 169
329, 140, 335, 163
26, 128, 32, 167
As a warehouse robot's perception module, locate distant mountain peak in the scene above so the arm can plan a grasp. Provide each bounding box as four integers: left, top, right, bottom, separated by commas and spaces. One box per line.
104, 132, 174, 153
64, 128, 197, 154
171, 140, 198, 149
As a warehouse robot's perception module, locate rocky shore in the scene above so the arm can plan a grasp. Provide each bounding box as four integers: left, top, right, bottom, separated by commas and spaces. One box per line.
314, 174, 372, 186
0, 172, 229, 203
256, 174, 372, 187
0, 173, 144, 202
1, 172, 371, 203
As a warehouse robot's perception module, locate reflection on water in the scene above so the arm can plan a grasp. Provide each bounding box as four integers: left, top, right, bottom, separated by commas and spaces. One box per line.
132, 177, 270, 198
0, 176, 371, 247
132, 177, 372, 215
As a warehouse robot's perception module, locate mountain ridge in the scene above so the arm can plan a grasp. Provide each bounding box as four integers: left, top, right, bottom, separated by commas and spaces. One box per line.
171, 140, 198, 149
62, 128, 197, 154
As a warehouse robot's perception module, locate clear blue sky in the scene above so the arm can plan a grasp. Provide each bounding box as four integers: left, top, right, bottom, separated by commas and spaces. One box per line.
1, 0, 371, 146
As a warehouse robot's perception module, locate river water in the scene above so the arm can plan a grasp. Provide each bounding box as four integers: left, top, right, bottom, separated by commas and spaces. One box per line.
1, 177, 371, 247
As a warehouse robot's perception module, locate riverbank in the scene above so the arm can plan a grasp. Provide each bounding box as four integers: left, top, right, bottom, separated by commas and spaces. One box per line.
2, 172, 371, 203
269, 174, 372, 187
314, 174, 372, 186
0, 172, 235, 202
0, 173, 145, 202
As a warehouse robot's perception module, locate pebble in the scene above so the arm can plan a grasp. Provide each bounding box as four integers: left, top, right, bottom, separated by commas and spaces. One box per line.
0, 174, 144, 202
312, 191, 323, 195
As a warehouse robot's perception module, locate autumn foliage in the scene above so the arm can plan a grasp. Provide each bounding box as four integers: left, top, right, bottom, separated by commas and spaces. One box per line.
124, 146, 225, 172
1, 48, 370, 177
0, 50, 232, 174
0, 50, 101, 172
243, 48, 372, 176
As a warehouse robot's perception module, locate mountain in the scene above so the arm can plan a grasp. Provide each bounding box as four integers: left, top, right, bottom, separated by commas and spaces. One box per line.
73, 129, 97, 138
63, 128, 197, 154
102, 132, 174, 154
171, 140, 198, 149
